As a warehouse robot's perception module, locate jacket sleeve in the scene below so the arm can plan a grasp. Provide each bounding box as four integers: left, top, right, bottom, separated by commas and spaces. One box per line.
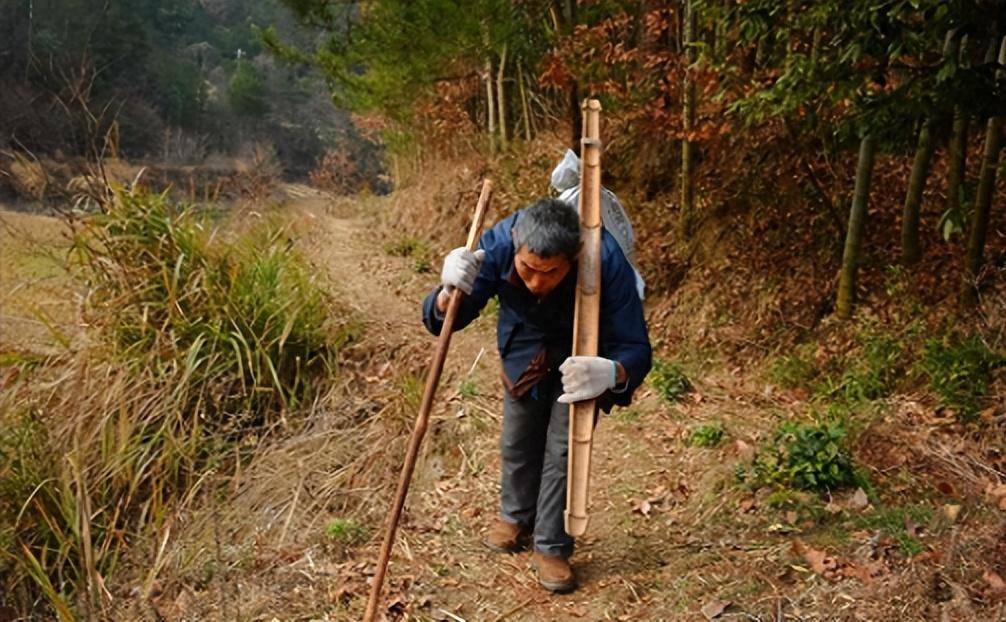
597, 239, 652, 411
421, 223, 506, 336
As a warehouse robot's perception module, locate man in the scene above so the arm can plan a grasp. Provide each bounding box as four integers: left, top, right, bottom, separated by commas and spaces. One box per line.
421, 198, 652, 593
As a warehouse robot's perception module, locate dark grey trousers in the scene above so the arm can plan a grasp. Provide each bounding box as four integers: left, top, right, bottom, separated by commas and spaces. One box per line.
499, 373, 575, 557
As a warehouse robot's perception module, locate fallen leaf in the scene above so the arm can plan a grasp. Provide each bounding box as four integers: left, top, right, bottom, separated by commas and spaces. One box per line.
942, 504, 961, 523
849, 487, 869, 511
700, 598, 731, 619
936, 481, 957, 496
386, 594, 408, 614
824, 500, 844, 514
630, 498, 652, 517
738, 498, 756, 514
842, 560, 885, 584
984, 570, 1006, 592
792, 539, 840, 580
734, 439, 755, 460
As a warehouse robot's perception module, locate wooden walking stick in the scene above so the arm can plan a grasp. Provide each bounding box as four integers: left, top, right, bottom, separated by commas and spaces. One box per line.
363, 179, 493, 622
565, 99, 602, 538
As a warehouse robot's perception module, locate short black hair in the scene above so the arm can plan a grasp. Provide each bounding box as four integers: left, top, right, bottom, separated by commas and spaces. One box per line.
512, 198, 581, 260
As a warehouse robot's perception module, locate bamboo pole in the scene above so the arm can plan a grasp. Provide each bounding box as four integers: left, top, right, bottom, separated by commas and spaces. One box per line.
565, 99, 602, 538
363, 180, 493, 622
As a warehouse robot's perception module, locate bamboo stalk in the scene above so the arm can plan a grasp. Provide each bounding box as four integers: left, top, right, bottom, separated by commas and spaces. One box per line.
960, 35, 1006, 308
363, 180, 493, 622
836, 134, 877, 319
497, 43, 508, 148
565, 99, 602, 538
518, 63, 532, 141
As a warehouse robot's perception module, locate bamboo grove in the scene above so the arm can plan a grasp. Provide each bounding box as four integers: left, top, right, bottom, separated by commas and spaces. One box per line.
272, 0, 1006, 316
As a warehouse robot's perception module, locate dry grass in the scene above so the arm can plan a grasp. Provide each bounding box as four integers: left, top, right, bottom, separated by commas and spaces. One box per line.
0, 187, 349, 619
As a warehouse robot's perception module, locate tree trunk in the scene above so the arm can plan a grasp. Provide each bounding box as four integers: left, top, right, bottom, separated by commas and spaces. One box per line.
945, 36, 971, 225
901, 31, 959, 265
518, 63, 532, 141
960, 35, 1006, 308
484, 58, 496, 150
496, 43, 508, 148
679, 0, 697, 239
836, 135, 877, 319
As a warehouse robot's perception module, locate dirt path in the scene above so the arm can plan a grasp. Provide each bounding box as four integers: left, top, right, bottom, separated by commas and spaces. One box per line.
289, 195, 818, 621
288, 191, 1002, 622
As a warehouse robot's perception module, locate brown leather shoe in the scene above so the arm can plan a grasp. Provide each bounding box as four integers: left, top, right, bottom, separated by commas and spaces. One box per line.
483, 518, 530, 553
531, 551, 577, 593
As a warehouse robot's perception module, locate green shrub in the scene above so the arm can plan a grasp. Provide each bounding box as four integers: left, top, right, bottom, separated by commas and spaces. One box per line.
689, 422, 725, 447
651, 359, 691, 403
918, 334, 1003, 419
738, 420, 859, 493
325, 518, 366, 544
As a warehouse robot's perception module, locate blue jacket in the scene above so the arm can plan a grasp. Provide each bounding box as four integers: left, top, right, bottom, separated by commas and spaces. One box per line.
422, 210, 652, 412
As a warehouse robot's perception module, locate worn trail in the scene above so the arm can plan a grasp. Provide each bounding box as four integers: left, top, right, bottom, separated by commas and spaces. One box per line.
295, 194, 790, 621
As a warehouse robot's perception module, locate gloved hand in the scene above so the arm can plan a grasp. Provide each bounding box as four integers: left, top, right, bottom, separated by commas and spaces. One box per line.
557, 356, 617, 403
441, 247, 486, 295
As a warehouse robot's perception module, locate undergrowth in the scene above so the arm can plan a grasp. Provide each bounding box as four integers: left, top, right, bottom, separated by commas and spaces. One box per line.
766, 320, 1002, 423
650, 358, 691, 403
0, 188, 347, 619
384, 234, 435, 273
689, 422, 725, 447
917, 334, 1003, 420
738, 419, 862, 493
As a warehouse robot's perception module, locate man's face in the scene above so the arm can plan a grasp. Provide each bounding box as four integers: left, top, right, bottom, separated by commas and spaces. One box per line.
514, 245, 573, 297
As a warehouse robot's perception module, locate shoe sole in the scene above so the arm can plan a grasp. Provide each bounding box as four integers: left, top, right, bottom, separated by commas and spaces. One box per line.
538, 578, 577, 593
482, 538, 528, 553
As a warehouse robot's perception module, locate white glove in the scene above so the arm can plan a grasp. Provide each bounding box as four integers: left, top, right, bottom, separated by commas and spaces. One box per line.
557, 356, 617, 404
441, 247, 486, 295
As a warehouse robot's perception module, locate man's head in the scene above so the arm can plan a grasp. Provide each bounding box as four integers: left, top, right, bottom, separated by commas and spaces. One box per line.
512, 198, 580, 297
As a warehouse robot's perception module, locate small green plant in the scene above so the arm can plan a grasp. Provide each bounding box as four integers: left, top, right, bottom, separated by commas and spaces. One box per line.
918, 334, 1003, 419
738, 420, 859, 493
383, 235, 434, 273
614, 408, 643, 423
395, 371, 424, 412
838, 328, 904, 402
325, 518, 366, 544
689, 422, 725, 447
857, 504, 933, 557
651, 359, 691, 403
766, 344, 818, 389
459, 377, 478, 398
